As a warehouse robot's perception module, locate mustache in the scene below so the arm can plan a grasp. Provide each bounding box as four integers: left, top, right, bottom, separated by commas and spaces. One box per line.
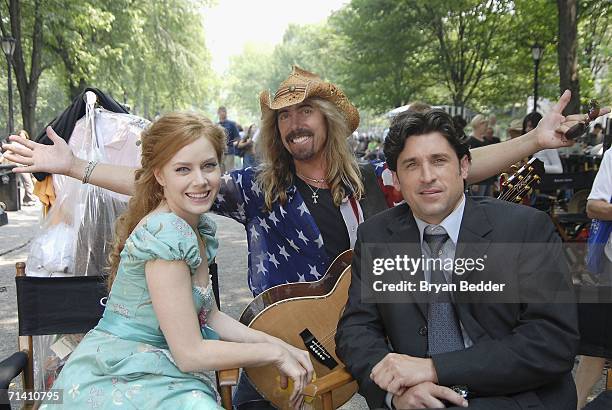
285, 128, 314, 143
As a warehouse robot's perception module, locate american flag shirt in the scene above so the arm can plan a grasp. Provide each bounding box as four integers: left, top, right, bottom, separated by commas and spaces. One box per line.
211, 160, 402, 296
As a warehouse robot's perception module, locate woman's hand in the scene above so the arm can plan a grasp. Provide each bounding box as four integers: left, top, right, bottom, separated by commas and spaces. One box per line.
1, 126, 75, 175
272, 344, 313, 410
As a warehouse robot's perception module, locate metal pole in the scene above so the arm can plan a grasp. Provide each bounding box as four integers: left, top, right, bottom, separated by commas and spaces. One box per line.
533, 59, 539, 113
6, 56, 13, 134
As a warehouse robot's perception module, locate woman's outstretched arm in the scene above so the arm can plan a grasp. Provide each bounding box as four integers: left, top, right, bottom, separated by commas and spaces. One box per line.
2, 126, 137, 195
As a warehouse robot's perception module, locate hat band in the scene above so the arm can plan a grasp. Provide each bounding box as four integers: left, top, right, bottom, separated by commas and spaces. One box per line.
274, 85, 307, 100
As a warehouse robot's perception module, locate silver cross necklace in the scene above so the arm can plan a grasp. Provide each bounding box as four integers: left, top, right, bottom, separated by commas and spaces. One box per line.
297, 173, 326, 204
305, 183, 321, 203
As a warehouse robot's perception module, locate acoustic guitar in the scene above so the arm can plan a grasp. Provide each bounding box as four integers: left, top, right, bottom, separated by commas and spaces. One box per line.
239, 159, 544, 409
239, 250, 355, 409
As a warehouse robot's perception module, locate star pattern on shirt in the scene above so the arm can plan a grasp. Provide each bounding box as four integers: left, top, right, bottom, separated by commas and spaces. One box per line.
309, 264, 322, 280
268, 252, 280, 268
297, 202, 310, 216
221, 174, 232, 184
251, 181, 262, 196
237, 203, 246, 219
257, 261, 267, 275
269, 211, 280, 226
256, 252, 268, 263
277, 245, 291, 261
250, 225, 260, 241
288, 239, 300, 252
315, 234, 324, 248
296, 230, 309, 244
258, 217, 271, 233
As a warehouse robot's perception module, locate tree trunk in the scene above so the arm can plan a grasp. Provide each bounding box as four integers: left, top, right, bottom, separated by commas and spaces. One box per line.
557, 0, 581, 114
68, 79, 88, 101
4, 0, 44, 135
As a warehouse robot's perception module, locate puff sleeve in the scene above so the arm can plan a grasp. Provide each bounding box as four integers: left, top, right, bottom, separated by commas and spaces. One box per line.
124, 213, 203, 273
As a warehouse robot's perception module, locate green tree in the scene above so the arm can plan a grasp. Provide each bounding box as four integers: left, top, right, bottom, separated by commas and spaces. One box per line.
46, 0, 213, 116
225, 43, 274, 120
0, 0, 47, 134
415, 0, 517, 109
329, 0, 431, 112
578, 0, 611, 105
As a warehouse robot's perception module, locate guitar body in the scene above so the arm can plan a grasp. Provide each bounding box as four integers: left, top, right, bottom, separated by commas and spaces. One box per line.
239, 250, 358, 409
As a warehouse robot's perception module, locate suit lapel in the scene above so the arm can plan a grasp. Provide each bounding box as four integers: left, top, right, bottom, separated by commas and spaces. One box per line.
454, 197, 493, 342
455, 197, 492, 282
386, 205, 428, 319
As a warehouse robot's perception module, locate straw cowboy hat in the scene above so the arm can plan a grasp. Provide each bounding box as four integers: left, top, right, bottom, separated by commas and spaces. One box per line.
259, 65, 360, 134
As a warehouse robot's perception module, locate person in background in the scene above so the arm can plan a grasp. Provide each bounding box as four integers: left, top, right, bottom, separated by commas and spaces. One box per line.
237, 123, 259, 169
585, 123, 604, 147
466, 115, 488, 148
484, 127, 500, 145
452, 115, 468, 143
467, 115, 493, 195
218, 106, 240, 172
507, 119, 524, 140
575, 146, 612, 410
488, 113, 502, 142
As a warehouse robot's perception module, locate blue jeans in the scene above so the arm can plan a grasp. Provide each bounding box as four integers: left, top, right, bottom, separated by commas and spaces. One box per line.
232, 372, 273, 410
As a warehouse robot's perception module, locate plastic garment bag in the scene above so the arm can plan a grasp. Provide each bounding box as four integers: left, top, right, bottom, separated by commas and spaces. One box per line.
26, 93, 149, 389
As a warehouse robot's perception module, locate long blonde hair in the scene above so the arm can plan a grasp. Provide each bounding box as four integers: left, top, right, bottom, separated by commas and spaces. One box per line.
256, 98, 364, 210
107, 112, 226, 291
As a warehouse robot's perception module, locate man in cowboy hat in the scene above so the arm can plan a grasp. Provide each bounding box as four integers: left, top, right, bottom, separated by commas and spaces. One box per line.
2, 65, 607, 408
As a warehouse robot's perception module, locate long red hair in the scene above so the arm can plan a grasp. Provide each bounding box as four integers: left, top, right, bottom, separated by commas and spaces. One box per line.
107, 112, 226, 291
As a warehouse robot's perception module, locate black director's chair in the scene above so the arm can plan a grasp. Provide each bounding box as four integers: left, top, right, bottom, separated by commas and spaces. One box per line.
0, 261, 236, 410
0, 263, 108, 409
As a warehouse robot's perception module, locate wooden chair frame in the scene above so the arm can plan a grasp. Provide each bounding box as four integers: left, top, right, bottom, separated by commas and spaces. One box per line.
217, 367, 353, 410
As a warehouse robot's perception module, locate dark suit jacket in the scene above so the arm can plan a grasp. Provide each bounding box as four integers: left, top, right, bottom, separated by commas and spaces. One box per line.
336, 197, 579, 409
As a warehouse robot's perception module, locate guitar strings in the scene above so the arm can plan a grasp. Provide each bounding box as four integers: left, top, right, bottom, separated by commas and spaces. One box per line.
499, 171, 536, 202
499, 171, 532, 201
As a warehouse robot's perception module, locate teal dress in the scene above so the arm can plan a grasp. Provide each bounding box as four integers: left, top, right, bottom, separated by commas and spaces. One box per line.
43, 213, 222, 409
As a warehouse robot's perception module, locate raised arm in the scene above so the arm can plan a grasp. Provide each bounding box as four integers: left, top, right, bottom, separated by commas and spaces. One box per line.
1, 126, 137, 195
467, 90, 610, 184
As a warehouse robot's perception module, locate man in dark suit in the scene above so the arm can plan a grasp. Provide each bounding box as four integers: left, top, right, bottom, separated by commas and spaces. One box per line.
336, 109, 579, 409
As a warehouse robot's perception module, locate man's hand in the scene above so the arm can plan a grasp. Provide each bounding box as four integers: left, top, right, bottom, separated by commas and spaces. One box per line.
535, 90, 610, 150
392, 382, 468, 409
370, 353, 438, 395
